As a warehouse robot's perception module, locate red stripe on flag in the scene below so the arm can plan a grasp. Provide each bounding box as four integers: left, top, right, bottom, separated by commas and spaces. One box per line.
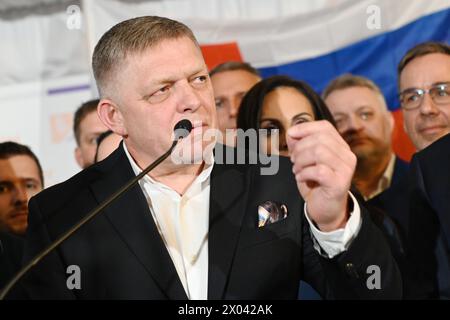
392, 109, 415, 162
200, 42, 243, 71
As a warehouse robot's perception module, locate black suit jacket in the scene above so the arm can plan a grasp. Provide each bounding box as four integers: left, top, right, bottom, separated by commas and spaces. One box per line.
392, 156, 410, 187
406, 133, 450, 299
0, 231, 25, 298
369, 156, 410, 233
19, 144, 401, 299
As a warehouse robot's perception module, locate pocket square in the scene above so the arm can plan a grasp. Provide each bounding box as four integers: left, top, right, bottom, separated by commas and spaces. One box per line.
258, 200, 288, 227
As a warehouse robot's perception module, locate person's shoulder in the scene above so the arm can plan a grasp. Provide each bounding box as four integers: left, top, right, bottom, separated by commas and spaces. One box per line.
395, 156, 409, 169
417, 133, 450, 162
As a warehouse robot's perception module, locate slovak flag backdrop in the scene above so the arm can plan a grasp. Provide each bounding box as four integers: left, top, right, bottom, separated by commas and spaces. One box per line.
85, 0, 449, 162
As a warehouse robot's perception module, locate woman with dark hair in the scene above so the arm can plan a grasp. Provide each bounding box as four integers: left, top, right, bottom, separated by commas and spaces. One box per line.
237, 75, 336, 300
237, 75, 335, 156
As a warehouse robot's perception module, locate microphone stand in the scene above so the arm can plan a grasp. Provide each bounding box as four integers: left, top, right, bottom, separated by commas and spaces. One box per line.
0, 140, 180, 300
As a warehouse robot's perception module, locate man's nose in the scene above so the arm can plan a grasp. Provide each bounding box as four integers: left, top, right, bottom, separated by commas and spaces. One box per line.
344, 114, 363, 132
229, 99, 240, 118
12, 185, 28, 205
177, 83, 202, 113
419, 93, 440, 116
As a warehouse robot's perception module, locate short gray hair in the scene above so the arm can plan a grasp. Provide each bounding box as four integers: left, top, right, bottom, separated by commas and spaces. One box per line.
92, 16, 198, 97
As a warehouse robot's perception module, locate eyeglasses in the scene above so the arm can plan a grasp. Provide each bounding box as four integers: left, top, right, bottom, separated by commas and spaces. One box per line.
399, 82, 450, 110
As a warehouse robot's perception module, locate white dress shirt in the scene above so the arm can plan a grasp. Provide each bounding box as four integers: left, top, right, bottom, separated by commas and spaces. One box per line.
124, 143, 212, 300
123, 143, 362, 299
305, 192, 361, 258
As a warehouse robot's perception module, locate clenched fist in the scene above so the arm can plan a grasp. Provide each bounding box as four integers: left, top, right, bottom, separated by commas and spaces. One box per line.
286, 120, 356, 232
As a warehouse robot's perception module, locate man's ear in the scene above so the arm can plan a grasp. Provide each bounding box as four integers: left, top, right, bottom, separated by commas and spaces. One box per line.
75, 147, 85, 168
97, 99, 128, 136
388, 111, 395, 134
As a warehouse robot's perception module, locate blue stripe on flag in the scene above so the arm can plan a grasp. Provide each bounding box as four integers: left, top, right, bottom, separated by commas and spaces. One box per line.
258, 8, 450, 111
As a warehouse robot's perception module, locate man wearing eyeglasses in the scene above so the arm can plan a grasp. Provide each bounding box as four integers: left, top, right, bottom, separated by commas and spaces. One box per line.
399, 42, 450, 151
398, 42, 450, 299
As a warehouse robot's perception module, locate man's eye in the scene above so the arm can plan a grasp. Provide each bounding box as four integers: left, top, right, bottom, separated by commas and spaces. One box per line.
437, 88, 450, 97
148, 86, 171, 103
193, 75, 207, 83
334, 117, 343, 123
406, 93, 420, 102
0, 184, 10, 193
215, 99, 223, 109
333, 117, 345, 128
25, 181, 38, 190
155, 86, 170, 95
191, 75, 208, 88
359, 111, 373, 120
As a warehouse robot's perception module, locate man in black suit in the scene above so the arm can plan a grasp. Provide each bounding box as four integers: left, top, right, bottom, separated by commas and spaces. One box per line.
367, 42, 450, 299
19, 16, 401, 300
405, 133, 450, 299
385, 42, 450, 236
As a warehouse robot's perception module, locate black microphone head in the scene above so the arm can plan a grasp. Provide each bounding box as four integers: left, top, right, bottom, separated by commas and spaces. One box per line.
173, 119, 193, 140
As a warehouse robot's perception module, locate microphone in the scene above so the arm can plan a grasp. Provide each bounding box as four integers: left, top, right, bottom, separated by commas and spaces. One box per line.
0, 120, 193, 300
174, 119, 193, 140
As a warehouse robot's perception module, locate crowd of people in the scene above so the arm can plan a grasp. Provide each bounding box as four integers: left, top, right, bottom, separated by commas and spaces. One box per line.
0, 15, 449, 300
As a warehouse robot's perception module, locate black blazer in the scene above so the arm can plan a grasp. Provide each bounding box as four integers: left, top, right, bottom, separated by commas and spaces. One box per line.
0, 231, 25, 298
368, 156, 410, 233
406, 133, 450, 299
391, 157, 410, 188
19, 144, 401, 299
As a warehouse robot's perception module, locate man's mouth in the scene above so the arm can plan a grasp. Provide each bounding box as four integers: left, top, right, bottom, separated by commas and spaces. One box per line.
10, 210, 28, 219
190, 119, 208, 127
419, 125, 446, 136
190, 120, 209, 133
346, 136, 370, 147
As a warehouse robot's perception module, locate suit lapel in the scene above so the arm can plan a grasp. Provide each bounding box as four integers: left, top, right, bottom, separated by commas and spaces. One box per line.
90, 146, 187, 299
208, 162, 251, 299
